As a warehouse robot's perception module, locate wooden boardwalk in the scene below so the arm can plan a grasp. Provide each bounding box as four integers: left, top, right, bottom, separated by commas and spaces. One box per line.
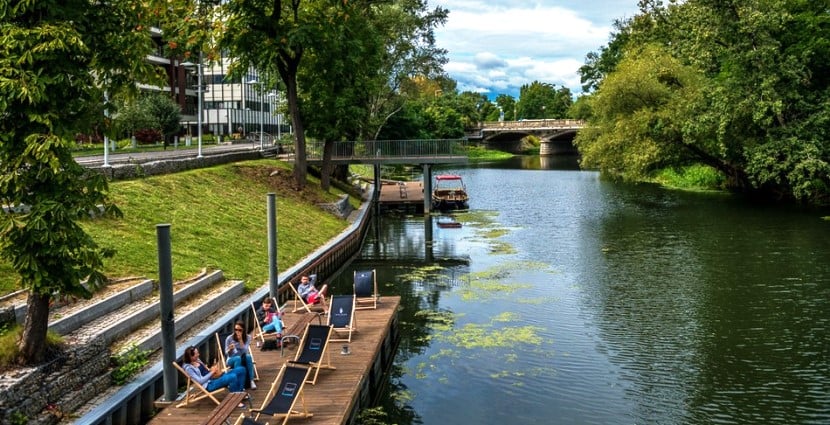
149, 296, 400, 425
378, 181, 424, 213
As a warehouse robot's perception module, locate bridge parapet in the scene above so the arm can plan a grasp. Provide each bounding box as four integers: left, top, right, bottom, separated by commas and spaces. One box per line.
480, 119, 584, 131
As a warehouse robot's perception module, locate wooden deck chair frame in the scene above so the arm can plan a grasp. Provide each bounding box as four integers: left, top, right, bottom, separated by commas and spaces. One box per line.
289, 274, 328, 314
251, 300, 284, 344
353, 269, 379, 310
215, 331, 260, 382
287, 324, 336, 385
327, 294, 356, 343
250, 364, 313, 425
172, 361, 227, 408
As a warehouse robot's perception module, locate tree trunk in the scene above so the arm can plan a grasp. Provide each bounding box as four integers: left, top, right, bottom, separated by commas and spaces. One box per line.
18, 291, 51, 365
275, 43, 307, 190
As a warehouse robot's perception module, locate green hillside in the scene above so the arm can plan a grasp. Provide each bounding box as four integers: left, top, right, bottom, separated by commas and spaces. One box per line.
0, 160, 351, 293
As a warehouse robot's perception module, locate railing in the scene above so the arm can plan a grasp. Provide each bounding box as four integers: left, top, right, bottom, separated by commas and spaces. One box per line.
480, 119, 585, 130
305, 139, 467, 161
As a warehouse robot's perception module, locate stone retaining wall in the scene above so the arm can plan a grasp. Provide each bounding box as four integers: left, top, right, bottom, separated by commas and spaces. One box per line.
92, 150, 263, 181
1, 339, 111, 424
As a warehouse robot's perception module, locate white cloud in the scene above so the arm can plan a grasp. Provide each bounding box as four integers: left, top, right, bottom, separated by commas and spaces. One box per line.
428, 1, 640, 98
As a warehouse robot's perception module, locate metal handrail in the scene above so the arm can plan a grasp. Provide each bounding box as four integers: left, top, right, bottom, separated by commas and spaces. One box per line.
305, 139, 467, 161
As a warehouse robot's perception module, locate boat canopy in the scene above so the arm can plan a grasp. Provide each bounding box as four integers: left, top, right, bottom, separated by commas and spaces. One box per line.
435, 175, 463, 180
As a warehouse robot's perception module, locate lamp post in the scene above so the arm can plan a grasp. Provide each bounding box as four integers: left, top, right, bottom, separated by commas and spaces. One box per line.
246, 79, 264, 150
267, 92, 281, 142
103, 90, 110, 167
182, 54, 204, 158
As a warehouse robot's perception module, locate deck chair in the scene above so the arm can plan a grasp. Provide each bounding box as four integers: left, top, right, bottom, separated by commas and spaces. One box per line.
328, 294, 356, 343
289, 274, 328, 314
287, 324, 336, 385
250, 364, 313, 425
172, 360, 227, 408
354, 269, 379, 310
251, 299, 284, 344
216, 331, 260, 382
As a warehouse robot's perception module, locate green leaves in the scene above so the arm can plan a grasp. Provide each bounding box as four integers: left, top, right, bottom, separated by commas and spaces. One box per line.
577, 0, 830, 204
1, 0, 162, 363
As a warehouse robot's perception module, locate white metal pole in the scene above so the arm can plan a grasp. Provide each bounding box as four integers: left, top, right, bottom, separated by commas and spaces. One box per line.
103, 91, 110, 167
197, 52, 203, 158
259, 90, 264, 150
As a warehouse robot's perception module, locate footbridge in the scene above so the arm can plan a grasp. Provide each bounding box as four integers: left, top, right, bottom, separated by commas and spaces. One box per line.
304, 139, 469, 165
467, 119, 585, 155
305, 139, 468, 214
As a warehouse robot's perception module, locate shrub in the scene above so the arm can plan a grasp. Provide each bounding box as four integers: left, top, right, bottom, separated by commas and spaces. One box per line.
655, 164, 725, 190
133, 128, 162, 145
111, 344, 150, 385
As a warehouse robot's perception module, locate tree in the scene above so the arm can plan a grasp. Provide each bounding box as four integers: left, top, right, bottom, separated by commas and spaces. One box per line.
143, 94, 183, 147
299, 0, 381, 190
516, 81, 572, 119
290, 0, 448, 189
219, 0, 329, 189
494, 94, 517, 121
113, 101, 156, 141
575, 0, 830, 204
361, 0, 449, 141
0, 1, 168, 364
578, 18, 633, 92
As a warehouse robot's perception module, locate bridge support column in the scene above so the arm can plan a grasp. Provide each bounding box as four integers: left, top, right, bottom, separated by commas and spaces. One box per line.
373, 164, 381, 202
422, 163, 432, 215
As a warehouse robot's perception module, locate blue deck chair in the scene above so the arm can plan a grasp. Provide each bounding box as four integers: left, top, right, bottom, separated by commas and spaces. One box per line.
328, 294, 356, 343
354, 269, 379, 310
287, 324, 336, 385
249, 364, 313, 425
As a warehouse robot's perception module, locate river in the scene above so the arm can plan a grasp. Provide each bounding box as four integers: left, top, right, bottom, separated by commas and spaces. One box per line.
331, 156, 830, 425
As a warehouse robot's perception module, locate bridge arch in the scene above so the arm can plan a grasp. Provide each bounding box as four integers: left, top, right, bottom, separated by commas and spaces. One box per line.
472, 119, 584, 156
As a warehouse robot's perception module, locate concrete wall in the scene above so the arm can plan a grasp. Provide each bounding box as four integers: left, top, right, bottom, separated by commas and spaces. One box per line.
91, 150, 263, 181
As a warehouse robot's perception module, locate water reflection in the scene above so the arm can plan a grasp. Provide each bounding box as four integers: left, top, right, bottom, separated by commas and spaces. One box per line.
333, 158, 830, 425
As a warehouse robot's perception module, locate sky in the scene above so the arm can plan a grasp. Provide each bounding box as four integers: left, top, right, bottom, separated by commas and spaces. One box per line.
427, 1, 641, 99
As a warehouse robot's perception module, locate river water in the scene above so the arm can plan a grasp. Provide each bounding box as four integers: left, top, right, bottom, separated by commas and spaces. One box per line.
332, 156, 830, 425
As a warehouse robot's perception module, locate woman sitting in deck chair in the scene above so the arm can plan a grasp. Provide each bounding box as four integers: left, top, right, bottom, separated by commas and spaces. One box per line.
225, 320, 258, 390
182, 346, 248, 406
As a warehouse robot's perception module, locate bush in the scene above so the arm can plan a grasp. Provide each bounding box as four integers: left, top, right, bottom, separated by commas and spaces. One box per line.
111, 344, 150, 385
134, 128, 162, 145
654, 164, 725, 190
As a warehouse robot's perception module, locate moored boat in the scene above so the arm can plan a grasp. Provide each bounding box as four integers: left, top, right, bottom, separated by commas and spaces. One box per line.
432, 174, 469, 210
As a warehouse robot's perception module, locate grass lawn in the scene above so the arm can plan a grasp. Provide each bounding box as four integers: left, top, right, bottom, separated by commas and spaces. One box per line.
0, 160, 352, 294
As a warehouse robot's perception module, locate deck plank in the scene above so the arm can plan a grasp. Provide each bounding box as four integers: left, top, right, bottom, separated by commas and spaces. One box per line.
149, 296, 400, 425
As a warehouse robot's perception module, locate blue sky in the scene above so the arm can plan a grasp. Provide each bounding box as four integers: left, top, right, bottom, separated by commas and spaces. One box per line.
428, 1, 641, 98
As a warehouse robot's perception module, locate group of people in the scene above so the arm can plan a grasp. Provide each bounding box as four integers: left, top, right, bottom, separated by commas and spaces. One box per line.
180, 275, 326, 408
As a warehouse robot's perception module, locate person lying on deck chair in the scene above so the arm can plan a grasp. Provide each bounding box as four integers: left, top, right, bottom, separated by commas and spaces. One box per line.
297, 275, 327, 305
256, 297, 284, 336
182, 346, 248, 407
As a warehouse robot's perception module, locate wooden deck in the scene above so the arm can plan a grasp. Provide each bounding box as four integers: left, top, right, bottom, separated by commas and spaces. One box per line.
149, 296, 400, 425
378, 181, 424, 213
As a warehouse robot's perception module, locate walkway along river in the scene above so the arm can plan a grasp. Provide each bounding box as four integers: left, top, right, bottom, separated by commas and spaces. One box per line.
331, 156, 830, 425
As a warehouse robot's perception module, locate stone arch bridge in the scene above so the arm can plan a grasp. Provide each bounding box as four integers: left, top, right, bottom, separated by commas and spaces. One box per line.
466, 119, 585, 155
